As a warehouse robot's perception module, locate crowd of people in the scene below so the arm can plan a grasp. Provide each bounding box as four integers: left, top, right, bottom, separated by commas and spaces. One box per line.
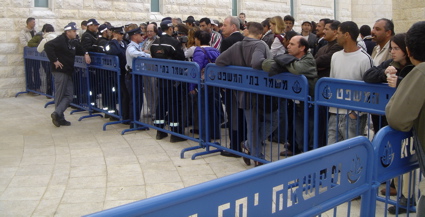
20, 14, 425, 215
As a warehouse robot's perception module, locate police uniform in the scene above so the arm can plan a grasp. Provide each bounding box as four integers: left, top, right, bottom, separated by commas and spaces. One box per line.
125, 28, 151, 126
150, 20, 186, 136
81, 18, 100, 52
105, 26, 129, 120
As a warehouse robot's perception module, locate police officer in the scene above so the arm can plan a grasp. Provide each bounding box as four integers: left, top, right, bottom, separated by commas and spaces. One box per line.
125, 27, 151, 128
95, 23, 111, 53
150, 20, 186, 143
105, 26, 129, 121
81, 18, 100, 52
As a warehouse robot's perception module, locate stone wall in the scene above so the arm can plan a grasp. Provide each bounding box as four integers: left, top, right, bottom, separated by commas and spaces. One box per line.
351, 0, 392, 30
392, 0, 425, 33
0, 0, 400, 98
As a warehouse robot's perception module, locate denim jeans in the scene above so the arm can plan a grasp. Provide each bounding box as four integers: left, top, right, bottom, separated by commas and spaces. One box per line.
328, 113, 367, 145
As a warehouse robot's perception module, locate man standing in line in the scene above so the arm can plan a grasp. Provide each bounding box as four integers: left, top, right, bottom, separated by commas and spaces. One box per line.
150, 20, 187, 143
44, 22, 91, 127
199, 18, 222, 51
300, 21, 317, 54
327, 21, 373, 144
262, 36, 318, 155
81, 18, 100, 52
386, 21, 425, 217
314, 20, 342, 78
19, 17, 36, 46
218, 16, 245, 157
313, 18, 330, 56
216, 22, 272, 166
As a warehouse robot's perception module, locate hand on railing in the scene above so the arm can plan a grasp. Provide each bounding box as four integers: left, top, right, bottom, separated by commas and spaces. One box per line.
84, 53, 91, 64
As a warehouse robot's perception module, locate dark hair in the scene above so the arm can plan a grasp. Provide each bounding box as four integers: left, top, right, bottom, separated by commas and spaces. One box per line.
26, 17, 35, 24
299, 37, 309, 53
311, 21, 317, 33
376, 18, 395, 36
194, 30, 211, 46
339, 21, 359, 42
81, 20, 88, 26
284, 30, 298, 41
319, 18, 331, 24
329, 20, 340, 31
239, 12, 246, 17
199, 17, 211, 25
323, 19, 333, 26
247, 22, 263, 36
176, 23, 188, 35
41, 24, 54, 32
283, 15, 295, 24
359, 25, 371, 37
406, 21, 425, 62
261, 18, 271, 29
390, 33, 410, 64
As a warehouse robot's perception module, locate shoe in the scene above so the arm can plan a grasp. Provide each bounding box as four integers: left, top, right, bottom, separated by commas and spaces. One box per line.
170, 135, 187, 143
51, 112, 60, 127
220, 151, 241, 158
380, 186, 397, 196
280, 150, 294, 156
254, 161, 264, 167
156, 131, 168, 140
59, 119, 71, 126
189, 129, 200, 134
388, 196, 416, 214
241, 142, 251, 166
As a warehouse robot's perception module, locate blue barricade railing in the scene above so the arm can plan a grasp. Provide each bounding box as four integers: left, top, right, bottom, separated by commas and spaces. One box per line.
200, 64, 311, 164
86, 53, 127, 129
84, 136, 375, 217
127, 57, 203, 151
313, 78, 396, 147
17, 47, 54, 108
372, 126, 420, 214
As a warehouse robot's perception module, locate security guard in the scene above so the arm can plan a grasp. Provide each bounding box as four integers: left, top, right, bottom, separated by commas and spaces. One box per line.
150, 20, 186, 143
105, 26, 129, 121
125, 27, 151, 128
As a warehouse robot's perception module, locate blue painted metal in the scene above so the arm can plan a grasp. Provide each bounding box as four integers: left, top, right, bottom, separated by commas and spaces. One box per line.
313, 77, 396, 148
203, 64, 310, 162
129, 57, 203, 157
16, 47, 53, 98
84, 136, 375, 217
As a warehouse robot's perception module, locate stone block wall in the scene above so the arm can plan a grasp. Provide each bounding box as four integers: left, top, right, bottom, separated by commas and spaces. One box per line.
351, 0, 392, 30
392, 0, 425, 33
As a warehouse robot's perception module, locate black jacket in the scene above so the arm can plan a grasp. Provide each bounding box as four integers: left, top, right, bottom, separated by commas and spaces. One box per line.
363, 59, 414, 87
81, 30, 98, 52
220, 32, 244, 53
105, 40, 127, 73
44, 33, 86, 75
150, 33, 185, 60
95, 36, 110, 53
314, 39, 343, 78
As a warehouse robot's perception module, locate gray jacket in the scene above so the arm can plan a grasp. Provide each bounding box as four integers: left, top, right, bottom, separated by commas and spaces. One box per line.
216, 37, 271, 111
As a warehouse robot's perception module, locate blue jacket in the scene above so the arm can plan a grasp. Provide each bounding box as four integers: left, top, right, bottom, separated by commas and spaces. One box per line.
191, 46, 220, 91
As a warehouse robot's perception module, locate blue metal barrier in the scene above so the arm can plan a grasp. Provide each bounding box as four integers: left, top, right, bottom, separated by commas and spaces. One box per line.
127, 57, 203, 154
69, 56, 103, 120
313, 78, 396, 147
201, 64, 310, 163
84, 136, 375, 217
86, 53, 128, 130
17, 47, 54, 108
372, 126, 419, 214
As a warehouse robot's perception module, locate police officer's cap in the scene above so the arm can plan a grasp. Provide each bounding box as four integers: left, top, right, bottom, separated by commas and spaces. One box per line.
98, 24, 111, 33
111, 26, 125, 34
87, 18, 100, 26
127, 28, 143, 36
64, 22, 78, 31
160, 20, 173, 30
